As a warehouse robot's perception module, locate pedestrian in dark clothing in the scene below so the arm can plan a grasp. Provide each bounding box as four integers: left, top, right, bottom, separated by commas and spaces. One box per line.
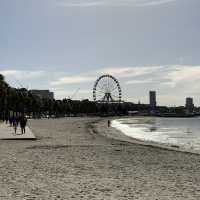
9, 117, 13, 127
108, 120, 111, 127
13, 117, 18, 134
16, 116, 20, 126
5, 116, 8, 124
20, 116, 27, 134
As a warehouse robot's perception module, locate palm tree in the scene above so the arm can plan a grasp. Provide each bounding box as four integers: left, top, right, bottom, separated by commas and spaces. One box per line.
0, 74, 9, 119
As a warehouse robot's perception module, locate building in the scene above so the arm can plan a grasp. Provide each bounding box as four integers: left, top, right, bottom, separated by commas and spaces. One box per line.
185, 97, 194, 113
30, 90, 54, 100
149, 91, 156, 109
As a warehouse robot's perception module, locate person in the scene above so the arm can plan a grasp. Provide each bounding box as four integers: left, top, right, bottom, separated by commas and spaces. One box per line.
5, 116, 8, 124
13, 117, 18, 134
20, 116, 27, 134
108, 120, 111, 127
9, 116, 13, 127
16, 116, 20, 126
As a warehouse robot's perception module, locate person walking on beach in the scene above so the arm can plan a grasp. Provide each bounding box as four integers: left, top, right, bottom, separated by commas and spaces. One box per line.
9, 116, 13, 127
5, 116, 8, 124
108, 120, 111, 127
13, 117, 18, 134
20, 116, 27, 134
16, 116, 20, 126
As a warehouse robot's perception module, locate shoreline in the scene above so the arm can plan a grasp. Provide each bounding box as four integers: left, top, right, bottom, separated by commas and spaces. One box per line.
90, 117, 200, 155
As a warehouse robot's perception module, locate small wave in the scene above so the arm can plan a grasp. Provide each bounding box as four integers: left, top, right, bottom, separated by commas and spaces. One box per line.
111, 117, 200, 152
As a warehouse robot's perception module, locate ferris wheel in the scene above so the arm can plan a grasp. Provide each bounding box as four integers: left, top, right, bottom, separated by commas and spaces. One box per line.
93, 74, 122, 103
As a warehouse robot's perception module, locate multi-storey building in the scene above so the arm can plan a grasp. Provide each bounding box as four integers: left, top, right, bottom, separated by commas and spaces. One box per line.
149, 91, 156, 109
30, 90, 54, 100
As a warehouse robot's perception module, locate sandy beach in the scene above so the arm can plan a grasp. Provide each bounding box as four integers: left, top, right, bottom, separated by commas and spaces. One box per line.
0, 117, 200, 199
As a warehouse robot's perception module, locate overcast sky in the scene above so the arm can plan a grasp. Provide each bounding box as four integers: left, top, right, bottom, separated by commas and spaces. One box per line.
0, 0, 200, 106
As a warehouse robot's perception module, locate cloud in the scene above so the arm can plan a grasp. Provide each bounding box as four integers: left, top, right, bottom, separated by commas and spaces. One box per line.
50, 66, 161, 86
125, 79, 154, 85
123, 65, 200, 90
59, 1, 105, 7
140, 0, 176, 6
98, 66, 161, 78
166, 66, 200, 83
0, 70, 18, 76
0, 70, 45, 88
51, 75, 95, 86
0, 70, 44, 80
52, 88, 91, 99
57, 0, 177, 7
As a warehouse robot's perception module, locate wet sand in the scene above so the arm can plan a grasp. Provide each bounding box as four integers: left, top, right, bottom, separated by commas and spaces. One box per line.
0, 117, 200, 199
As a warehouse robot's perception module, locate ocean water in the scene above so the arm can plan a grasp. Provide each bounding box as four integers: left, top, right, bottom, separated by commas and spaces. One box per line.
111, 117, 200, 152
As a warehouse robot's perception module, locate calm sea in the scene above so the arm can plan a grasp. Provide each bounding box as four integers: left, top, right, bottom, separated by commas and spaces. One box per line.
112, 117, 200, 152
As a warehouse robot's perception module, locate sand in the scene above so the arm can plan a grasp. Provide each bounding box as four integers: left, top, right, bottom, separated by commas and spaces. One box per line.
0, 117, 200, 199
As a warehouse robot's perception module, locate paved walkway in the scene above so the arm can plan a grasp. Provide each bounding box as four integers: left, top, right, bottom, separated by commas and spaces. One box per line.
0, 122, 36, 140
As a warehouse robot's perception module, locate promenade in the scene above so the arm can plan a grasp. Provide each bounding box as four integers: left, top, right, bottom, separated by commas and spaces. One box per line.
0, 122, 36, 140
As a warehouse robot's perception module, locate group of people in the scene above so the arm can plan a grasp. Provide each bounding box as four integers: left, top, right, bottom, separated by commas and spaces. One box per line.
6, 116, 27, 134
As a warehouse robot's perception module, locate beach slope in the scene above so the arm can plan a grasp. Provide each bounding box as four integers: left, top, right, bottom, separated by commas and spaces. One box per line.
0, 117, 200, 199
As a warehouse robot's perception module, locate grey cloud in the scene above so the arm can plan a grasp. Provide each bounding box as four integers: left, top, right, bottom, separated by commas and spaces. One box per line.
57, 0, 177, 7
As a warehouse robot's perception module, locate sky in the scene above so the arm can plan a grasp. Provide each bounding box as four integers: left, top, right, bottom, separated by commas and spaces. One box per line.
0, 0, 200, 106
